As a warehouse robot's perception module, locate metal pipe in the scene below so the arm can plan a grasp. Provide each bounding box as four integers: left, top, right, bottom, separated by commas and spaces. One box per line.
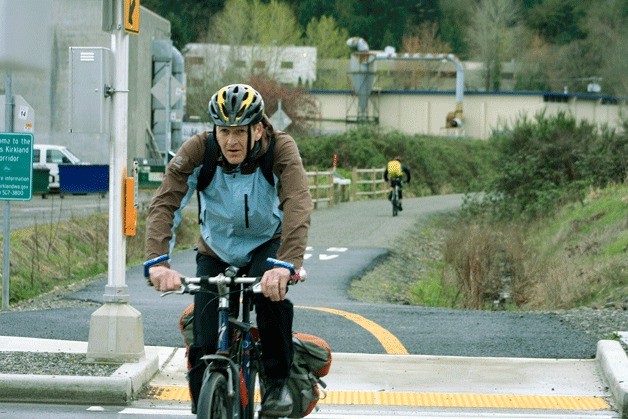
2, 72, 13, 310
346, 37, 464, 123
105, 0, 129, 302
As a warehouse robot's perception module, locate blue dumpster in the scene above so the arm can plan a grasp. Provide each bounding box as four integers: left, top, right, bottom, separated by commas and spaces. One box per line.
59, 164, 109, 196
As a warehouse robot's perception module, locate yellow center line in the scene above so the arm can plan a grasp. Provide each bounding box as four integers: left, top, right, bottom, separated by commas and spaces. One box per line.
295, 305, 408, 355
144, 386, 610, 410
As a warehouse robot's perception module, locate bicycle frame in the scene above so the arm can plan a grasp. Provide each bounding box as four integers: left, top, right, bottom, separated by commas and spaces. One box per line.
200, 278, 258, 414
390, 179, 401, 216
144, 255, 297, 419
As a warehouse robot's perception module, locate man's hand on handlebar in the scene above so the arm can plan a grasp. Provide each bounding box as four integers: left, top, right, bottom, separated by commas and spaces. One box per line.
260, 267, 291, 302
149, 265, 183, 292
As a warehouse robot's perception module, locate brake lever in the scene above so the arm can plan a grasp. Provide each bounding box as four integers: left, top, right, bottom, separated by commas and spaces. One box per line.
161, 286, 186, 297
160, 278, 192, 297
251, 282, 262, 294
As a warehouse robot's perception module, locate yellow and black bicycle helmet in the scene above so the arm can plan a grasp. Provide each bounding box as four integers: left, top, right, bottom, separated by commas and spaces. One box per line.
208, 83, 265, 127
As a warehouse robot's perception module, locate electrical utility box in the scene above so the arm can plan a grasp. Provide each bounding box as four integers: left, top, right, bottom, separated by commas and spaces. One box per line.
68, 47, 114, 134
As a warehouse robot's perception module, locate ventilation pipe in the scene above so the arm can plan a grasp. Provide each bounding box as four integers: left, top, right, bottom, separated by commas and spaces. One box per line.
347, 37, 376, 122
347, 37, 464, 126
170, 46, 185, 151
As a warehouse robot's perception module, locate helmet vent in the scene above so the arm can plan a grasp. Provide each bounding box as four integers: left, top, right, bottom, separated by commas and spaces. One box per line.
208, 83, 265, 127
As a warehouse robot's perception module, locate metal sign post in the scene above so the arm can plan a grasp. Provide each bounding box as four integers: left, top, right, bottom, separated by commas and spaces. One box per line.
86, 0, 144, 362
0, 76, 33, 310
0, 0, 51, 310
1, 72, 13, 310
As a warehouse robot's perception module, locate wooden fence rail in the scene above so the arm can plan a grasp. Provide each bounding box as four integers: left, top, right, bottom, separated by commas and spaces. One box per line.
351, 167, 387, 201
301, 167, 388, 208
306, 169, 334, 209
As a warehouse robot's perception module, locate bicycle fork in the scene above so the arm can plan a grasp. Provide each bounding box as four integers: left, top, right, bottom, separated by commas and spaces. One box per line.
201, 284, 242, 417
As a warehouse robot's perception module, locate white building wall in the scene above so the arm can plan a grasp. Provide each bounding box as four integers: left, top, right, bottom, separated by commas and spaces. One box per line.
312, 91, 624, 140
184, 43, 317, 86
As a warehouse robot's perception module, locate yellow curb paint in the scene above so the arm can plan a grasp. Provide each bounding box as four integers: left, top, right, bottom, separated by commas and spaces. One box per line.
145, 385, 191, 401
296, 305, 409, 355
145, 386, 610, 411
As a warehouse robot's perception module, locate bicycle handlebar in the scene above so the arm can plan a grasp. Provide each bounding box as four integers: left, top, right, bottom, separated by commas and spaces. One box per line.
143, 254, 169, 278
161, 274, 262, 297
143, 254, 300, 296
265, 257, 296, 275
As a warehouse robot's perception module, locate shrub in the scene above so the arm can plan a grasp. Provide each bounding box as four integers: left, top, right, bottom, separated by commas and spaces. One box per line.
296, 126, 498, 197
442, 221, 529, 309
464, 111, 627, 220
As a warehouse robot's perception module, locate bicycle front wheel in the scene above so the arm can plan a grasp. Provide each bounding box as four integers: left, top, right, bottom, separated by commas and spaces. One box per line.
196, 372, 234, 419
392, 191, 399, 216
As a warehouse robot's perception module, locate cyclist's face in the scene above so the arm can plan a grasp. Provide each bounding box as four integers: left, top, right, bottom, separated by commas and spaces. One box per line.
216, 123, 263, 165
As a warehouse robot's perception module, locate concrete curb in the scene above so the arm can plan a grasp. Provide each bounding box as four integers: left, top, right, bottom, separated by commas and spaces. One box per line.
596, 340, 628, 418
0, 350, 162, 405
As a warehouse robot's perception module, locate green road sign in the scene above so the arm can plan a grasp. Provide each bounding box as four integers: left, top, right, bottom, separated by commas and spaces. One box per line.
0, 132, 34, 201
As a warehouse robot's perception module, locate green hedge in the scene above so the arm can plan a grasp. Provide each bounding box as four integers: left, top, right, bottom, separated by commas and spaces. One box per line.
464, 111, 627, 219
295, 126, 498, 197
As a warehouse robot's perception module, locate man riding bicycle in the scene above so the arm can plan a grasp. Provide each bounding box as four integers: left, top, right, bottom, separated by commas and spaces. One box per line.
384, 155, 411, 210
145, 83, 313, 417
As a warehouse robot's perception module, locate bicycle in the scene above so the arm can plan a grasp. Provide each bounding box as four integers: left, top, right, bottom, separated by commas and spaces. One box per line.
144, 255, 297, 419
389, 179, 402, 217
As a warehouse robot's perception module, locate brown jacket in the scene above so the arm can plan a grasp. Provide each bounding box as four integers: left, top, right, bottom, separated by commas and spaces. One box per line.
145, 122, 313, 270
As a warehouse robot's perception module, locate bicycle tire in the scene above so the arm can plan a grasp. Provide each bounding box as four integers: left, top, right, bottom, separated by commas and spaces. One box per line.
392, 187, 399, 217
196, 372, 234, 419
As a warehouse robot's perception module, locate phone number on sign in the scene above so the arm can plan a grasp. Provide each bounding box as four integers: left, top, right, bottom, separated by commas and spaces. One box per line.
1, 186, 29, 197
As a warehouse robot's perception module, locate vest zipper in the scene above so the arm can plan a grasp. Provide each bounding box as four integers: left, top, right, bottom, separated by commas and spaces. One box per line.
244, 193, 250, 228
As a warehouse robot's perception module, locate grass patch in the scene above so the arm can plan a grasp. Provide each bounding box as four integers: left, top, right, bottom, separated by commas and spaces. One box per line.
351, 183, 627, 311
521, 184, 627, 309
0, 208, 199, 304
348, 213, 459, 306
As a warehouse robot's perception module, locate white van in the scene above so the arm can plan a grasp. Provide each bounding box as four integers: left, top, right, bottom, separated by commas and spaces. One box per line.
33, 144, 83, 191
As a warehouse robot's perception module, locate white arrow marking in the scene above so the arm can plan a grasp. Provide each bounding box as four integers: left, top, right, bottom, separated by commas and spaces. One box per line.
319, 254, 339, 261
326, 247, 348, 252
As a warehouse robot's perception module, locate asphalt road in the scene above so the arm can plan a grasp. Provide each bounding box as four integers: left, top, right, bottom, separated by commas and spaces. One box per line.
0, 194, 599, 359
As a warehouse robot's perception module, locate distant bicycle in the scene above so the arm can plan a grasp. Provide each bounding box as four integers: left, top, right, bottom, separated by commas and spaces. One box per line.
390, 179, 402, 216
144, 255, 297, 419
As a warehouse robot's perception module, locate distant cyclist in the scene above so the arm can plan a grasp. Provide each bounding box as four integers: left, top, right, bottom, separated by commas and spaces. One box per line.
384, 156, 411, 210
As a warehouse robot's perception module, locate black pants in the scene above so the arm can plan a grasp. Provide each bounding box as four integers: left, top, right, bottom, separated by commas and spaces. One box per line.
187, 238, 294, 409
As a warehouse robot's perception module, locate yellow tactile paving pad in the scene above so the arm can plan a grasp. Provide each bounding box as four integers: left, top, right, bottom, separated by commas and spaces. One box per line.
144, 386, 610, 410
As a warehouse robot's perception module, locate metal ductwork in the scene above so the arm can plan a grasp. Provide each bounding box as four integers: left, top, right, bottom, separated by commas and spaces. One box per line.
347, 37, 464, 126
151, 40, 187, 163
170, 46, 185, 151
